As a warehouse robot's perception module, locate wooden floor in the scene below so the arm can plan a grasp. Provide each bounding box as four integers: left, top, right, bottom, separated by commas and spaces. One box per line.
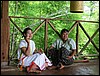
1, 59, 99, 75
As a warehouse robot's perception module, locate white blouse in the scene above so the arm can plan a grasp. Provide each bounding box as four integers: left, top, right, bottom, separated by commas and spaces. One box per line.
52, 38, 76, 52
17, 39, 35, 59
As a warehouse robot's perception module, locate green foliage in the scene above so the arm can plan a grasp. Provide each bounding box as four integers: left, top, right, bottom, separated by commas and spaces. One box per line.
9, 1, 99, 59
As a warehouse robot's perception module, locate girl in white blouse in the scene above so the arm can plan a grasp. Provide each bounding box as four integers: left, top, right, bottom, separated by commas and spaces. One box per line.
17, 27, 52, 73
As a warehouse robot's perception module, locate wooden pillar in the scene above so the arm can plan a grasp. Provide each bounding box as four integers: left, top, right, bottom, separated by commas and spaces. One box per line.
1, 1, 10, 66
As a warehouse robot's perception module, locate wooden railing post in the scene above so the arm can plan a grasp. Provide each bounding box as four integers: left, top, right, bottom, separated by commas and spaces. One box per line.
44, 19, 48, 54
76, 22, 79, 54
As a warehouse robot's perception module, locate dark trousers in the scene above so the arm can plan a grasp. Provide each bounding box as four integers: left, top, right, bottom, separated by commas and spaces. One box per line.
48, 47, 74, 66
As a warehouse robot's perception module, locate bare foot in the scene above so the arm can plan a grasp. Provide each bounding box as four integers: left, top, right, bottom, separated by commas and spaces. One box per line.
27, 63, 41, 73
30, 69, 41, 73
47, 66, 57, 70
27, 67, 41, 73
27, 67, 30, 72
59, 65, 64, 69
45, 62, 48, 68
59, 63, 65, 69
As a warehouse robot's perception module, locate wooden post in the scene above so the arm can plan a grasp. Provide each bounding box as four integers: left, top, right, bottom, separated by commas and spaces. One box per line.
44, 19, 48, 54
76, 23, 79, 54
1, 1, 10, 66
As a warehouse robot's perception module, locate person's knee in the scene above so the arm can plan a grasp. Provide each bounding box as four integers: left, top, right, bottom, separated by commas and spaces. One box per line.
48, 48, 56, 56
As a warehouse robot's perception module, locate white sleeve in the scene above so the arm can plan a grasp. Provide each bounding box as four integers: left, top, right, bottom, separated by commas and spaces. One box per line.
51, 40, 57, 48
70, 39, 76, 50
17, 48, 21, 59
31, 40, 35, 53
17, 40, 27, 59
19, 40, 27, 49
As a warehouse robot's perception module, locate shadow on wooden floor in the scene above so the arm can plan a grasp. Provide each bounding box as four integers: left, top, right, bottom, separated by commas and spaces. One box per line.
1, 59, 99, 75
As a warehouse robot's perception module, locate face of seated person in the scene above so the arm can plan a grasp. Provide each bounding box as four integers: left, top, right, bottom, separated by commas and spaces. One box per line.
24, 30, 33, 40
61, 31, 69, 42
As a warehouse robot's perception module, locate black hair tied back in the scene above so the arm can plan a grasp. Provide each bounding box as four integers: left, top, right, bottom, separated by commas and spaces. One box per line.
22, 27, 32, 38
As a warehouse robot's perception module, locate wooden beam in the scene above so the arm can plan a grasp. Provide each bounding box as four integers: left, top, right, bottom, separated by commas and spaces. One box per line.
77, 23, 99, 55
9, 16, 99, 23
9, 18, 23, 35
69, 21, 79, 34
48, 21, 61, 38
32, 20, 45, 35
77, 54, 99, 58
1, 1, 10, 64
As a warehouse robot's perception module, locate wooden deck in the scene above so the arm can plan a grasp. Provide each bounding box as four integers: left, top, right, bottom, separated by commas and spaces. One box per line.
1, 59, 99, 75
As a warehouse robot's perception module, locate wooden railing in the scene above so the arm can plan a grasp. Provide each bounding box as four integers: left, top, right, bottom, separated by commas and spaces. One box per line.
9, 16, 99, 58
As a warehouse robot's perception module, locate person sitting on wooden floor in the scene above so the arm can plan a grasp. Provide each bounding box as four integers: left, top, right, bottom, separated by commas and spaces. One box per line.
17, 27, 52, 73
48, 29, 76, 69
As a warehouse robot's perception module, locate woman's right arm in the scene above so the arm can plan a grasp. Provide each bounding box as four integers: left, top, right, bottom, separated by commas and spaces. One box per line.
21, 38, 30, 56
21, 43, 30, 56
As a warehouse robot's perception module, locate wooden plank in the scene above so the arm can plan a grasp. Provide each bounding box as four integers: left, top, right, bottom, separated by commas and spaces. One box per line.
77, 54, 99, 58
1, 59, 99, 75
